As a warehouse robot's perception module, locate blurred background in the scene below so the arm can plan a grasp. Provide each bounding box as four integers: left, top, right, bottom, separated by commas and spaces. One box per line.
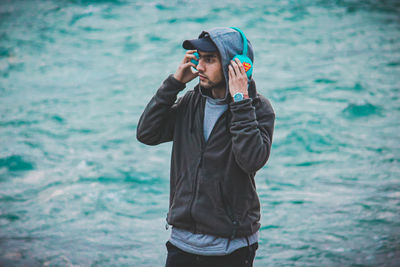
1, 0, 399, 266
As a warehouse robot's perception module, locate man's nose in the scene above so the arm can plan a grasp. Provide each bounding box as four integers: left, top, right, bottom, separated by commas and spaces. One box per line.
197, 59, 205, 72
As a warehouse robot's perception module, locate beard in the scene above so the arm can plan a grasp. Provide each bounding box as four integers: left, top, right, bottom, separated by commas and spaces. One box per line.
200, 78, 226, 91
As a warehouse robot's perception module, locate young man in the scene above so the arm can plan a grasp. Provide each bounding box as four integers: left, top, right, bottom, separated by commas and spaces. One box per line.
137, 27, 275, 267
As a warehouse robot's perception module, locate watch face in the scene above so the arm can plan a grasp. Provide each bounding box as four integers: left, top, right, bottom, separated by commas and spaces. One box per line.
234, 93, 244, 102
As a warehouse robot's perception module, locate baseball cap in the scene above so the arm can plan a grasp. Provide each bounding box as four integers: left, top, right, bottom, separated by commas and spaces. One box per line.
182, 32, 217, 52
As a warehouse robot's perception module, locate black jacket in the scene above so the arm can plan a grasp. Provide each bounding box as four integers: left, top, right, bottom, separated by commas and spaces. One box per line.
137, 74, 275, 239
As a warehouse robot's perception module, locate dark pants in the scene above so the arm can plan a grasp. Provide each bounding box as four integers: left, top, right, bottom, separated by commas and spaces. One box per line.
165, 241, 258, 267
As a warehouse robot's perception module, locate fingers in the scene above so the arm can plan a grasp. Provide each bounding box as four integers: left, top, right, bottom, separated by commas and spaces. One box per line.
231, 58, 245, 75
229, 58, 248, 95
228, 62, 249, 98
236, 58, 245, 74
182, 61, 198, 70
181, 50, 198, 64
181, 54, 198, 65
229, 59, 247, 78
183, 62, 199, 77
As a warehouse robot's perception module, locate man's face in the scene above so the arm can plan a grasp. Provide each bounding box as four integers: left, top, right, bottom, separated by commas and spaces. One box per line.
196, 51, 225, 90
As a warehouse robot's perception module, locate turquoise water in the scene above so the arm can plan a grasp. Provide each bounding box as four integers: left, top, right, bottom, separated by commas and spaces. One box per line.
1, 0, 400, 266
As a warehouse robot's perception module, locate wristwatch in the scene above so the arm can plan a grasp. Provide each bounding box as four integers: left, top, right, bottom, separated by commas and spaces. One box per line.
233, 92, 244, 102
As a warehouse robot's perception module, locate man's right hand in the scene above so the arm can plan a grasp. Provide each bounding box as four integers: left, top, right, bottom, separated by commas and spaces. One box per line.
173, 50, 199, 84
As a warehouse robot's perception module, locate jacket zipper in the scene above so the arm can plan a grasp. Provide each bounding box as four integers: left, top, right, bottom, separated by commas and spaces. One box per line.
188, 99, 228, 233
203, 110, 227, 146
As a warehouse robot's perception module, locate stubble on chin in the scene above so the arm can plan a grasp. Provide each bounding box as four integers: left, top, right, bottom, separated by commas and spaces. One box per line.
200, 80, 212, 89
200, 79, 225, 91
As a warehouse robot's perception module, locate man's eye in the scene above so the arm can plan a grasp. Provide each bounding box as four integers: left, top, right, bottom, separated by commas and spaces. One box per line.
199, 55, 215, 63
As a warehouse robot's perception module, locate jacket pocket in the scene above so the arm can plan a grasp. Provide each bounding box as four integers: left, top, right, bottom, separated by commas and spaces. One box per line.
218, 181, 235, 222
170, 172, 186, 207
218, 181, 241, 239
168, 171, 192, 223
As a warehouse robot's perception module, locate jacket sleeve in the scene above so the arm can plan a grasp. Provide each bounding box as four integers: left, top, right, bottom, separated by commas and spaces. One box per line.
229, 97, 275, 174
136, 74, 186, 145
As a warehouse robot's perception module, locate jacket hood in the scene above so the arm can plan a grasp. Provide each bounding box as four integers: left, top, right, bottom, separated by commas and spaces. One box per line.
196, 27, 255, 103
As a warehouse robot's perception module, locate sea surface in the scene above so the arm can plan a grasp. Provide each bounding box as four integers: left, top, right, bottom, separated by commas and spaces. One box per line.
1, 0, 399, 266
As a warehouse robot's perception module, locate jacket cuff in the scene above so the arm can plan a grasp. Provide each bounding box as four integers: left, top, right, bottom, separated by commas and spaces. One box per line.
167, 74, 187, 90
156, 74, 186, 103
229, 98, 256, 122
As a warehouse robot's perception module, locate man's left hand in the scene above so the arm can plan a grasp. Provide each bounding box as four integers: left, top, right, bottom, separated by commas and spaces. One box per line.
228, 58, 249, 100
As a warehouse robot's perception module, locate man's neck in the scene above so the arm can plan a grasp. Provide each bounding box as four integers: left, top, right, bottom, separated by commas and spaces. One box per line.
211, 86, 226, 99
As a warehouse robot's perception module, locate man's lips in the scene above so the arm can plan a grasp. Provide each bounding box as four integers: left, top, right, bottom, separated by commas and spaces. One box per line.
199, 74, 207, 81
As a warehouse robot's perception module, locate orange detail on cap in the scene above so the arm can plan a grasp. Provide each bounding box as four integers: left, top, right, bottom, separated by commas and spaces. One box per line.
243, 62, 251, 72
